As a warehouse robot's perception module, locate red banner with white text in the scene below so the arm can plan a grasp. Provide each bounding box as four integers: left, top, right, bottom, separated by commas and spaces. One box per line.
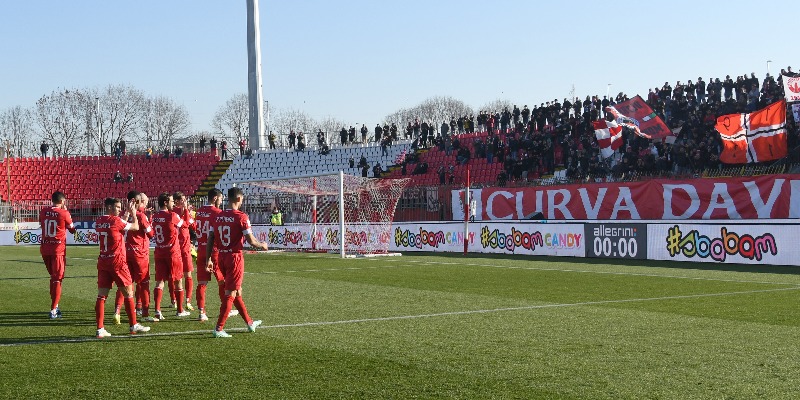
452, 175, 800, 220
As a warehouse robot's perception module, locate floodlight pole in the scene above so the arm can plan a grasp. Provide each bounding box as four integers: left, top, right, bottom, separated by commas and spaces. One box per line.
338, 170, 345, 258
246, 0, 266, 150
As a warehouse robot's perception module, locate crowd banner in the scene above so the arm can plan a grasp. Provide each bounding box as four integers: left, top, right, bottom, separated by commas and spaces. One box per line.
782, 74, 800, 102
454, 175, 800, 221
647, 222, 798, 266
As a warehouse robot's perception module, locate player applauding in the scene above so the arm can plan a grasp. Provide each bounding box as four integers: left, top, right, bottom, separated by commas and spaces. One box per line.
207, 187, 268, 338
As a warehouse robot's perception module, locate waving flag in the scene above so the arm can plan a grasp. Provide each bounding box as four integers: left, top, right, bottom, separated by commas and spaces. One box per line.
715, 100, 787, 164
593, 119, 623, 158
605, 95, 672, 140
782, 74, 800, 102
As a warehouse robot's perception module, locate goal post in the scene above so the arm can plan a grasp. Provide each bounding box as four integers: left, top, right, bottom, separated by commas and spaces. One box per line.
234, 171, 409, 258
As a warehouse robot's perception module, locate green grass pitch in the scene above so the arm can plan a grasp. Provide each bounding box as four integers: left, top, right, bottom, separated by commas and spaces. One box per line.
1, 245, 800, 399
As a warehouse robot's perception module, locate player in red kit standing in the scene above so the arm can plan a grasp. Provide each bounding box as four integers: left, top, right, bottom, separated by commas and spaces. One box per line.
194, 188, 238, 322
40, 191, 76, 319
173, 192, 195, 311
207, 187, 268, 338
94, 197, 150, 338
151, 192, 191, 320
117, 191, 156, 322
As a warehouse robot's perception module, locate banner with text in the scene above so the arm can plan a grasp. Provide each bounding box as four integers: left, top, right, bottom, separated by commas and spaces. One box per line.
648, 223, 798, 266
389, 221, 585, 257
453, 175, 800, 221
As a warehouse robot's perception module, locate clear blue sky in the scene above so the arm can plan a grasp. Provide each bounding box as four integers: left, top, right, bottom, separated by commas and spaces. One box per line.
0, 0, 794, 132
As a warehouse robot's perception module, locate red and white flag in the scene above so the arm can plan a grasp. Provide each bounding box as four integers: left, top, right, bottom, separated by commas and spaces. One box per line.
593, 119, 623, 158
782, 74, 800, 102
715, 100, 788, 164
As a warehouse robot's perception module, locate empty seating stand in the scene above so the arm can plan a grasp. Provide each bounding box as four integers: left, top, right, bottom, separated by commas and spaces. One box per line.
216, 140, 414, 196
0, 153, 219, 202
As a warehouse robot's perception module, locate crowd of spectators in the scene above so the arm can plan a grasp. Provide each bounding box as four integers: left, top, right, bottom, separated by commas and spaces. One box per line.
391, 66, 800, 184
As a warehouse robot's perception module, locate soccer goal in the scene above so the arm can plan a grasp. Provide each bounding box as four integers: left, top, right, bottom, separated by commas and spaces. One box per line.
237, 171, 409, 258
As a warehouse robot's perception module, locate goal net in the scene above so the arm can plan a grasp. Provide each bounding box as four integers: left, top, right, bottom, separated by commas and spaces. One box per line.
238, 172, 409, 257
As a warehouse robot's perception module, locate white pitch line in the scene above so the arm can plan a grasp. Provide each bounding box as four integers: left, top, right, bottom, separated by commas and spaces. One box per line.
3, 286, 798, 348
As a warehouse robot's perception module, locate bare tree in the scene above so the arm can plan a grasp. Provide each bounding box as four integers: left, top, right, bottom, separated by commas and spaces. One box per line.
479, 99, 514, 114
35, 89, 90, 157
0, 106, 37, 157
271, 108, 315, 147
316, 116, 348, 145
96, 85, 146, 155
139, 96, 191, 151
212, 93, 249, 141
385, 96, 474, 127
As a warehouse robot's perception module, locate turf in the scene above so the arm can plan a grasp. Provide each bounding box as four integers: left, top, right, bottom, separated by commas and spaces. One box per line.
2, 246, 800, 399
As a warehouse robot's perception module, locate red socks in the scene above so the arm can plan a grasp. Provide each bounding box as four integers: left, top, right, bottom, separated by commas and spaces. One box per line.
154, 287, 163, 312
50, 280, 61, 310
185, 275, 193, 303
140, 281, 151, 317
95, 295, 107, 329
175, 288, 184, 313
168, 280, 176, 304
215, 295, 235, 331
233, 295, 252, 325
114, 290, 123, 314
124, 296, 137, 326
197, 284, 207, 311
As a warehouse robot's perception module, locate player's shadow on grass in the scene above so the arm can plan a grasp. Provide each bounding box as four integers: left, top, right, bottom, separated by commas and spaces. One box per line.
0, 275, 94, 281
0, 311, 97, 327
426, 252, 800, 276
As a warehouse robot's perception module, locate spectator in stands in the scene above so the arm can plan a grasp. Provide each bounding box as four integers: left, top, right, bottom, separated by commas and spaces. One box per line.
348, 126, 356, 143
375, 124, 383, 142
297, 134, 306, 151
162, 147, 170, 158
361, 124, 368, 143
372, 163, 383, 178
412, 162, 428, 175
175, 146, 184, 158
127, 172, 134, 183
340, 127, 348, 145
114, 145, 122, 162
380, 137, 389, 157
268, 131, 276, 149
349, 157, 355, 168
438, 166, 446, 184
119, 139, 126, 155
318, 142, 330, 155
210, 137, 218, 153
288, 130, 296, 149
317, 130, 325, 147
221, 140, 228, 159
270, 207, 283, 226
200, 136, 207, 151
40, 141, 49, 158
238, 138, 247, 155
113, 171, 122, 183
146, 146, 153, 159
361, 164, 369, 178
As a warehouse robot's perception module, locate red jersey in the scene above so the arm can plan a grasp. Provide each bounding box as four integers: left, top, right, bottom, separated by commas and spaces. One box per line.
125, 207, 154, 257
151, 209, 184, 258
211, 209, 252, 253
195, 204, 221, 253
173, 206, 194, 251
95, 215, 131, 261
40, 206, 76, 256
